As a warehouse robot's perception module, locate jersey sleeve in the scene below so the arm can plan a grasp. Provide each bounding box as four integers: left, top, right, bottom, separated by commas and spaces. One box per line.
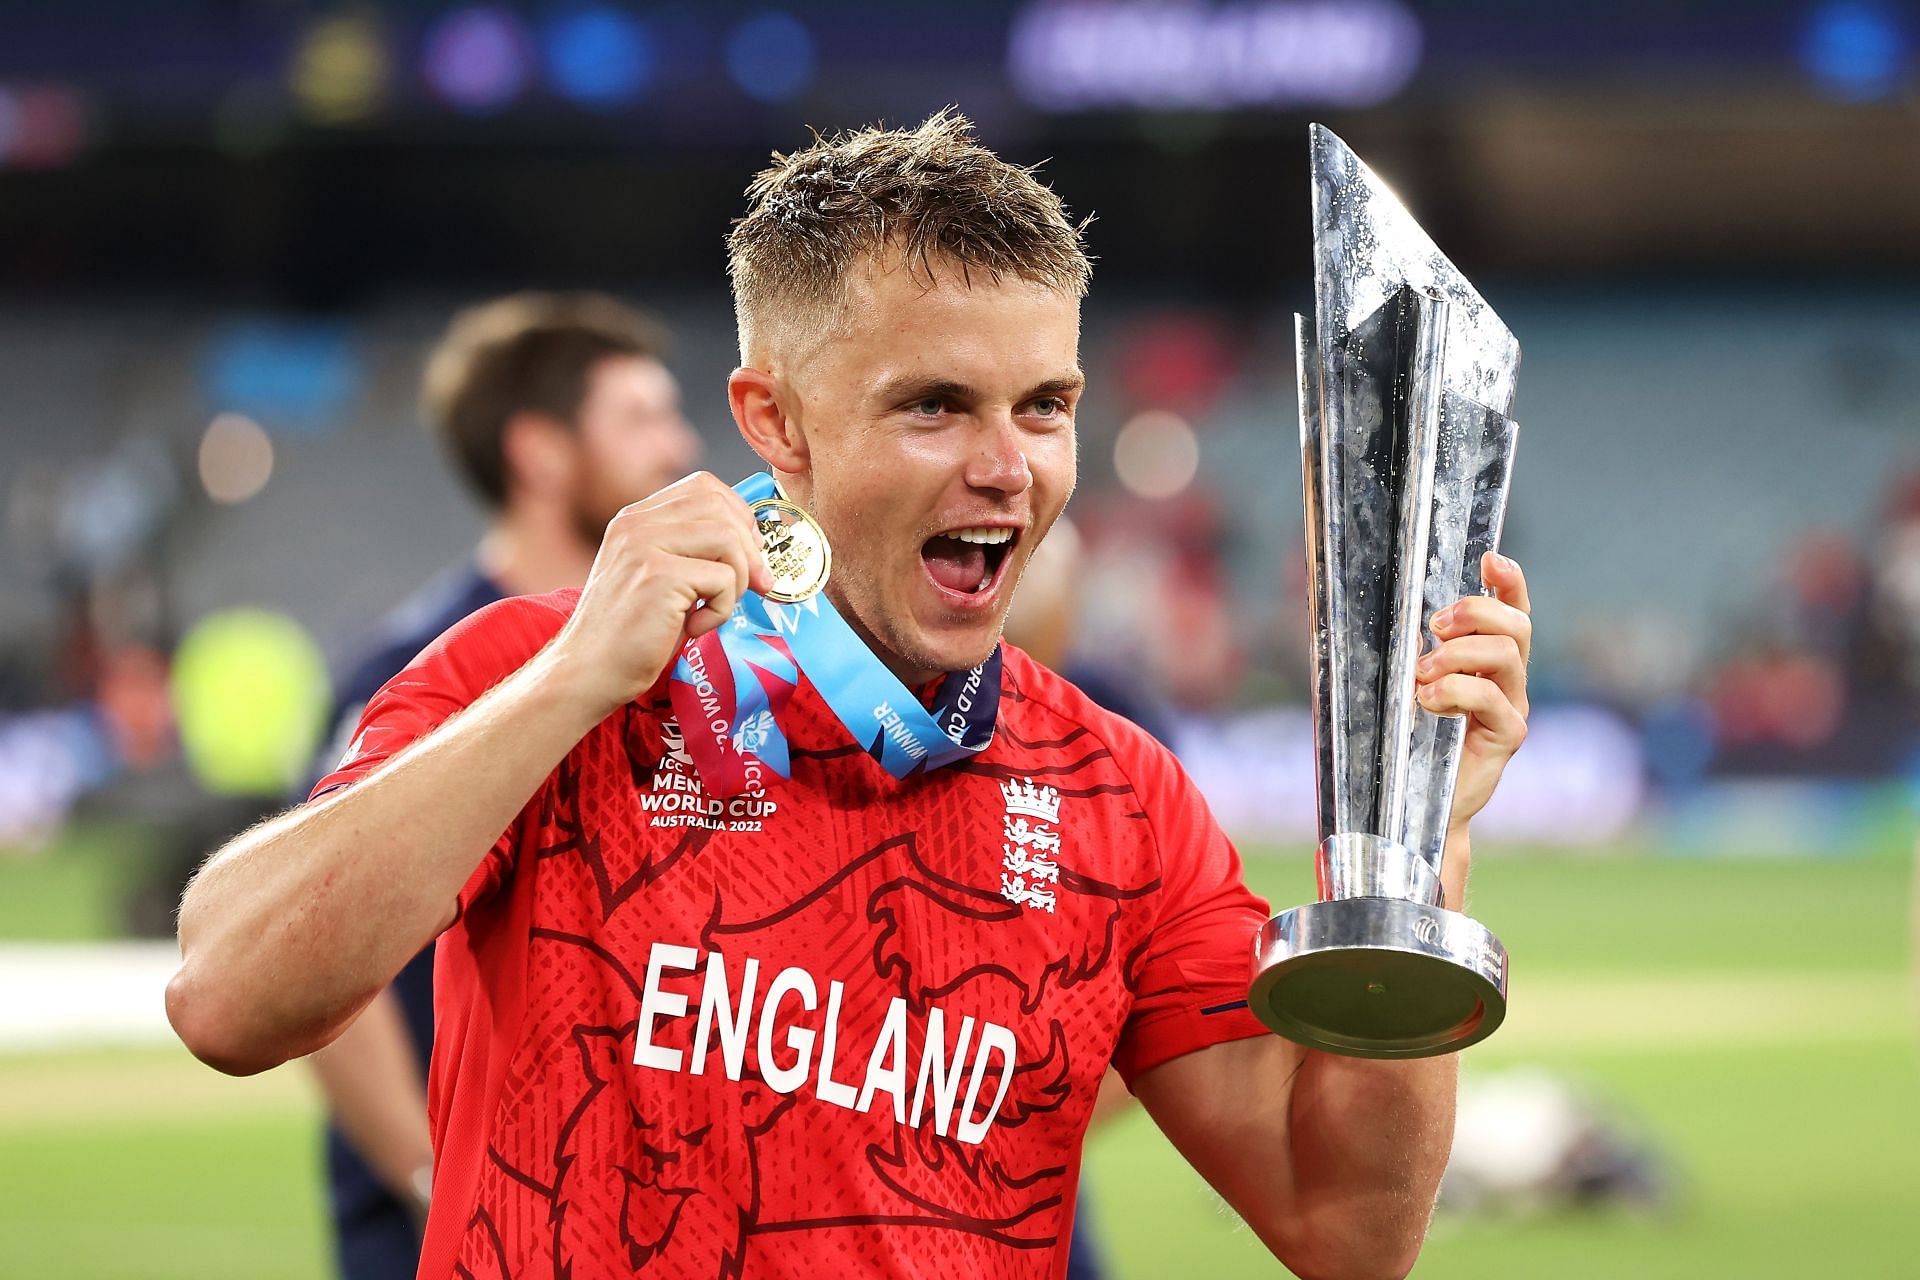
308, 591, 575, 920
1111, 743, 1274, 1086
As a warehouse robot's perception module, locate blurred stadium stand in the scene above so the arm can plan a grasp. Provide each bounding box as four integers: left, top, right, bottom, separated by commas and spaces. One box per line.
0, 0, 1913, 910
4, 281, 1916, 851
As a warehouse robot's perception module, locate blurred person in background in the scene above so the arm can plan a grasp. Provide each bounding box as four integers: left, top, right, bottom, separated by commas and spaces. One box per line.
1000, 514, 1176, 749
999, 515, 1174, 1280
304, 292, 698, 1280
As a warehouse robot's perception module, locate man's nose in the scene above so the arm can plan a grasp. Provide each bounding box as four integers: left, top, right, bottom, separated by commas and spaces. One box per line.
966, 414, 1031, 496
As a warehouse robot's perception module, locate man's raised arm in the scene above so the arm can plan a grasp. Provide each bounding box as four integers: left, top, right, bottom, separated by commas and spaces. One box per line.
1131, 554, 1531, 1277
166, 474, 770, 1076
1130, 841, 1470, 1279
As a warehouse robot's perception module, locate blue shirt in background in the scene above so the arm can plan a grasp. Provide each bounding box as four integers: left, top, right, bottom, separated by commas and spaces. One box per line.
310, 564, 502, 1280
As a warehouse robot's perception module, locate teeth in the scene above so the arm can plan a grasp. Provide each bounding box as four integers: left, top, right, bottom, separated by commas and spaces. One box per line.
976, 573, 992, 592
950, 527, 1014, 545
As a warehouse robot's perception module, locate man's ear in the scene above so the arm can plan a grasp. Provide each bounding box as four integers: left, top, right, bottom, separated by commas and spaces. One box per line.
729, 367, 808, 474
499, 411, 575, 500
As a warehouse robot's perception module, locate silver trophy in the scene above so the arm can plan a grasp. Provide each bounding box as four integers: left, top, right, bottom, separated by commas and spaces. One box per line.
1249, 125, 1519, 1059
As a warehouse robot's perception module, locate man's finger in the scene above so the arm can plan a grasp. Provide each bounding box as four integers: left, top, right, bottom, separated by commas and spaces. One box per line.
1482, 551, 1530, 615
1431, 595, 1532, 668
1417, 634, 1528, 718
677, 474, 775, 595
722, 488, 775, 594
648, 519, 754, 604
1416, 672, 1527, 752
676, 555, 744, 638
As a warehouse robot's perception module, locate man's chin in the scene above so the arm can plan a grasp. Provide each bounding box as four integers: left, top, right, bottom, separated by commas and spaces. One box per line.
912, 623, 1005, 678
862, 626, 998, 688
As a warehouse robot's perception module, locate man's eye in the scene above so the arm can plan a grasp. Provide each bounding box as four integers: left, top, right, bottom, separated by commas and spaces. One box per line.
910, 398, 945, 416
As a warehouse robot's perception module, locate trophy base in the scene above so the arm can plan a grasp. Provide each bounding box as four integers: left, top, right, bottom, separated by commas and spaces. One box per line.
1250, 897, 1508, 1059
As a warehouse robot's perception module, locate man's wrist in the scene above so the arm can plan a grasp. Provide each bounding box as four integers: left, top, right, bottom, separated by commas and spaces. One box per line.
522, 642, 631, 735
1441, 824, 1472, 910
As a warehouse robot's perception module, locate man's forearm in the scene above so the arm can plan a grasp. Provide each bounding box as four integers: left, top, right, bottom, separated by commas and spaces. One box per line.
1283, 1049, 1457, 1277
1282, 826, 1473, 1277
169, 645, 607, 1075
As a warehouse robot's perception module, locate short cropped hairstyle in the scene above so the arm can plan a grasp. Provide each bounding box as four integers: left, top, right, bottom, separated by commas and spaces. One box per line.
726, 109, 1092, 362
421, 292, 670, 509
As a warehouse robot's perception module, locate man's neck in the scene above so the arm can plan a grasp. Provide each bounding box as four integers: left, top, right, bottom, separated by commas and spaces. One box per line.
821, 580, 947, 692
476, 508, 596, 598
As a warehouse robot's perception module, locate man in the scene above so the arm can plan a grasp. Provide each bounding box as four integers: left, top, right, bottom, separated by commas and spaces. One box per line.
170, 113, 1532, 1279
306, 292, 699, 1278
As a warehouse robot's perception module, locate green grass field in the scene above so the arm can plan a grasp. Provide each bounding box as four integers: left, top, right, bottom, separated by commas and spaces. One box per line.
1, 844, 1914, 1278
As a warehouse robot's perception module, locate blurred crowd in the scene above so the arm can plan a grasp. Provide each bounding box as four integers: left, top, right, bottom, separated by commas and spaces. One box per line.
1, 289, 1916, 866
1581, 475, 1920, 788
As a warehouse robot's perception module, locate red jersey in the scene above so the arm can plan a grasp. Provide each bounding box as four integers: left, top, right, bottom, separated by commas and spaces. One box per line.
313, 591, 1272, 1280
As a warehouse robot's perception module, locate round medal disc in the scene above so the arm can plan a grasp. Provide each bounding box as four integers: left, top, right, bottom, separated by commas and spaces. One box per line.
751, 497, 832, 603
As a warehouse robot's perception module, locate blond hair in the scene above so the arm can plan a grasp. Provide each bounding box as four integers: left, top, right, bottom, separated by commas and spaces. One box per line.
726, 109, 1092, 361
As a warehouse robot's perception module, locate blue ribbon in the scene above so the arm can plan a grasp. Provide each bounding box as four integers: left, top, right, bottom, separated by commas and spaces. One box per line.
666, 474, 1000, 795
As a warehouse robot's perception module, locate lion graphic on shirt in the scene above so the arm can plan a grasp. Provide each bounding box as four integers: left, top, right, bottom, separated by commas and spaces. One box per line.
558, 1026, 790, 1278
456, 1005, 790, 1279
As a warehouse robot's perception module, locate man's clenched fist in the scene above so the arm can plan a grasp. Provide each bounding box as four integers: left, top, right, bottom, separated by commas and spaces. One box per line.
548, 473, 773, 718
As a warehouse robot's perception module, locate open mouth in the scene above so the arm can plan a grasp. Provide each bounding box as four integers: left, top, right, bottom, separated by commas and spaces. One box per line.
920, 525, 1020, 601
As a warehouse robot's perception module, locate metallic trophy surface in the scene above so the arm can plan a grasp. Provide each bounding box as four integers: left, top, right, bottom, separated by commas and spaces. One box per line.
1249, 125, 1519, 1059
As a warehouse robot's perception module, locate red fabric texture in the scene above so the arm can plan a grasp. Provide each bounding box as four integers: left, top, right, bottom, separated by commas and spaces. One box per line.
312, 590, 1271, 1280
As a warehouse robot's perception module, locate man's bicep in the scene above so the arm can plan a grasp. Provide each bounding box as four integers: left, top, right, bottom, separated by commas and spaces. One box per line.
1130, 1034, 1308, 1249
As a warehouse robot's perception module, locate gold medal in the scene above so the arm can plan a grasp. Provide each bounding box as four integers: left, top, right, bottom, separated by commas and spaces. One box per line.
751, 496, 832, 603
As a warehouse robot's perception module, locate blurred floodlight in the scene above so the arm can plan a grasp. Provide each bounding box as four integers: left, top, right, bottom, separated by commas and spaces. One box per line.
544, 6, 655, 108
1800, 0, 1910, 101
290, 12, 391, 124
198, 414, 276, 506
1113, 409, 1200, 500
424, 5, 534, 112
726, 11, 817, 104
1009, 0, 1420, 111
0, 84, 88, 169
